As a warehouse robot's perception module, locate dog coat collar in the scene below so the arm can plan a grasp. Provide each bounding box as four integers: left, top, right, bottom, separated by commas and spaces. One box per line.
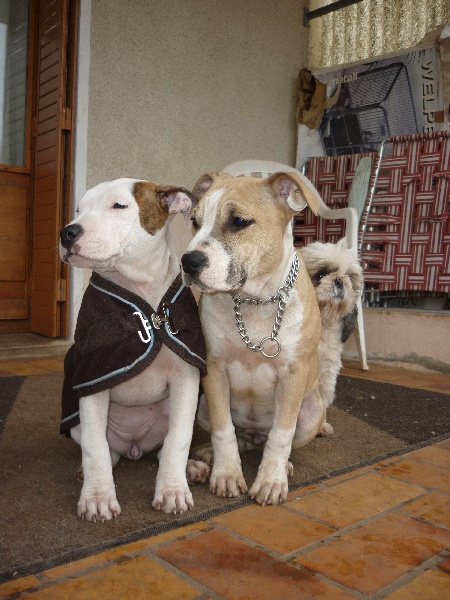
60, 271, 206, 434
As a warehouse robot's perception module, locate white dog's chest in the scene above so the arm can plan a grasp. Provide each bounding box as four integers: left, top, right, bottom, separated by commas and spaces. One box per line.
109, 346, 189, 406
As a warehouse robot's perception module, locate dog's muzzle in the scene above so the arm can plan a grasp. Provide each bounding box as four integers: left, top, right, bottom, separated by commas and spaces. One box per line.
60, 223, 83, 251
181, 251, 209, 277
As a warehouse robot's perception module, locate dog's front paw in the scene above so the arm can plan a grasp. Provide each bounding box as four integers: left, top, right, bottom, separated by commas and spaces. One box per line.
210, 466, 247, 498
77, 485, 121, 522
152, 484, 194, 514
249, 472, 289, 506
186, 459, 210, 484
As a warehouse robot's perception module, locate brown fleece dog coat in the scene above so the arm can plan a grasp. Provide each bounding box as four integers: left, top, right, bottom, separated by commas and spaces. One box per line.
61, 272, 206, 434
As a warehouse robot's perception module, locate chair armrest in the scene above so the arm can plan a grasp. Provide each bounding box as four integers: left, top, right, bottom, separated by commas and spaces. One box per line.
316, 205, 359, 255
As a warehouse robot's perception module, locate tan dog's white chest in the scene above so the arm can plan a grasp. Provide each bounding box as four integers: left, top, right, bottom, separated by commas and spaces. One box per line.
200, 289, 306, 432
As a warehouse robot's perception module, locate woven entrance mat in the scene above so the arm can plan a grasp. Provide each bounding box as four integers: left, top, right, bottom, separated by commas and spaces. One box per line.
1, 371, 448, 582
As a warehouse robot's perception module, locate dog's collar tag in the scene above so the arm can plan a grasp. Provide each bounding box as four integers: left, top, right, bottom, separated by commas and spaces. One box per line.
133, 311, 153, 344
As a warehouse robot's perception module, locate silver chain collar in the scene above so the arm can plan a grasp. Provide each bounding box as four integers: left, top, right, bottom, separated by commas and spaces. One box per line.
231, 253, 299, 358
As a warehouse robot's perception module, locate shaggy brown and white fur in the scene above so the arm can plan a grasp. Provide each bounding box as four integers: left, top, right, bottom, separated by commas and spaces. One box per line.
300, 238, 364, 433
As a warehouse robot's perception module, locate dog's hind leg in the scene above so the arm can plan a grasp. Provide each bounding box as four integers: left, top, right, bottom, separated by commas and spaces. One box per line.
191, 436, 255, 468
292, 388, 326, 449
186, 459, 210, 484
318, 417, 334, 436
191, 443, 214, 466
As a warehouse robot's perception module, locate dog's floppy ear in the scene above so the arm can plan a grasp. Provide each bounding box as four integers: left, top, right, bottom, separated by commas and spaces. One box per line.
157, 186, 196, 225
192, 172, 233, 200
341, 305, 358, 343
267, 171, 321, 215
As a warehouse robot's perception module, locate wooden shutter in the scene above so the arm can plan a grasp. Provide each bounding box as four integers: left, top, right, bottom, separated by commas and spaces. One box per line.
30, 0, 76, 336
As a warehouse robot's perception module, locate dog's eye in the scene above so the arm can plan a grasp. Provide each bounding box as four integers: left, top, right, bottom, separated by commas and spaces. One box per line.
229, 216, 254, 232
191, 217, 200, 231
113, 202, 128, 209
312, 270, 327, 286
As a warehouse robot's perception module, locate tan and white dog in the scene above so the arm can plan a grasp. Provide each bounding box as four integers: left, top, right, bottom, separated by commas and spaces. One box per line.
59, 178, 209, 521
181, 171, 325, 506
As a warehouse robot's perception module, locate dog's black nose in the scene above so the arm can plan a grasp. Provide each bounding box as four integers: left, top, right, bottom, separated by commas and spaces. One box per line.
181, 251, 208, 276
335, 277, 343, 289
60, 223, 83, 249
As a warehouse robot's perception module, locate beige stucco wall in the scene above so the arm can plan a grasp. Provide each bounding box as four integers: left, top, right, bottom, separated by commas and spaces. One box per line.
344, 308, 450, 372
86, 0, 309, 256
77, 1, 449, 370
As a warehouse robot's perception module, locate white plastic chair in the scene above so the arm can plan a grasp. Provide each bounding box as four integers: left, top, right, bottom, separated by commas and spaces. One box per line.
223, 159, 369, 370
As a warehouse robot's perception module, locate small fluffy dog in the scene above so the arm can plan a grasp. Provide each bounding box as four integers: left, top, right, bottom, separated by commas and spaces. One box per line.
300, 238, 364, 432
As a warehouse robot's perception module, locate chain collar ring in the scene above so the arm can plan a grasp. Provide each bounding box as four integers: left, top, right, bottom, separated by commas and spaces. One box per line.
231, 253, 299, 358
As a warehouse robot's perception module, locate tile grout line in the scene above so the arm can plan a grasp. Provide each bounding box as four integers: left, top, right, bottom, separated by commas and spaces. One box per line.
196, 521, 365, 599
277, 492, 444, 560
142, 551, 225, 600
397, 509, 450, 531
370, 550, 450, 599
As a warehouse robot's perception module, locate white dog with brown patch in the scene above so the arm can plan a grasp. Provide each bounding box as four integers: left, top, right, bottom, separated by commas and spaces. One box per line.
59, 178, 209, 521
181, 171, 325, 506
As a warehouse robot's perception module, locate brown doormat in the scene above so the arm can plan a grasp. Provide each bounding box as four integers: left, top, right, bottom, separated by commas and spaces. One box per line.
0, 372, 448, 583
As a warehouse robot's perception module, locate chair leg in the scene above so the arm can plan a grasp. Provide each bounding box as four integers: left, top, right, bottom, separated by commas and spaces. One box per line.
354, 296, 369, 370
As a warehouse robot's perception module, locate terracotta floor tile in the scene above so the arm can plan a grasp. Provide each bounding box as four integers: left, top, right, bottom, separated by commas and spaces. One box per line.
402, 491, 450, 528
155, 528, 353, 599
321, 466, 373, 486
384, 568, 450, 599
438, 439, 450, 450
144, 522, 211, 546
438, 555, 450, 574
27, 556, 199, 599
27, 358, 65, 372
287, 483, 319, 499
421, 380, 450, 394
0, 574, 41, 596
44, 523, 210, 580
341, 365, 450, 394
379, 458, 450, 494
388, 373, 450, 393
288, 472, 425, 528
406, 446, 450, 469
295, 512, 450, 595
212, 504, 335, 554
0, 369, 15, 376
43, 540, 154, 581
0, 361, 49, 376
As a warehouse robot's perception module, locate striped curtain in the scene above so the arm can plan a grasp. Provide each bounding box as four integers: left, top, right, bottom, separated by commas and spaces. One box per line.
308, 0, 450, 69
